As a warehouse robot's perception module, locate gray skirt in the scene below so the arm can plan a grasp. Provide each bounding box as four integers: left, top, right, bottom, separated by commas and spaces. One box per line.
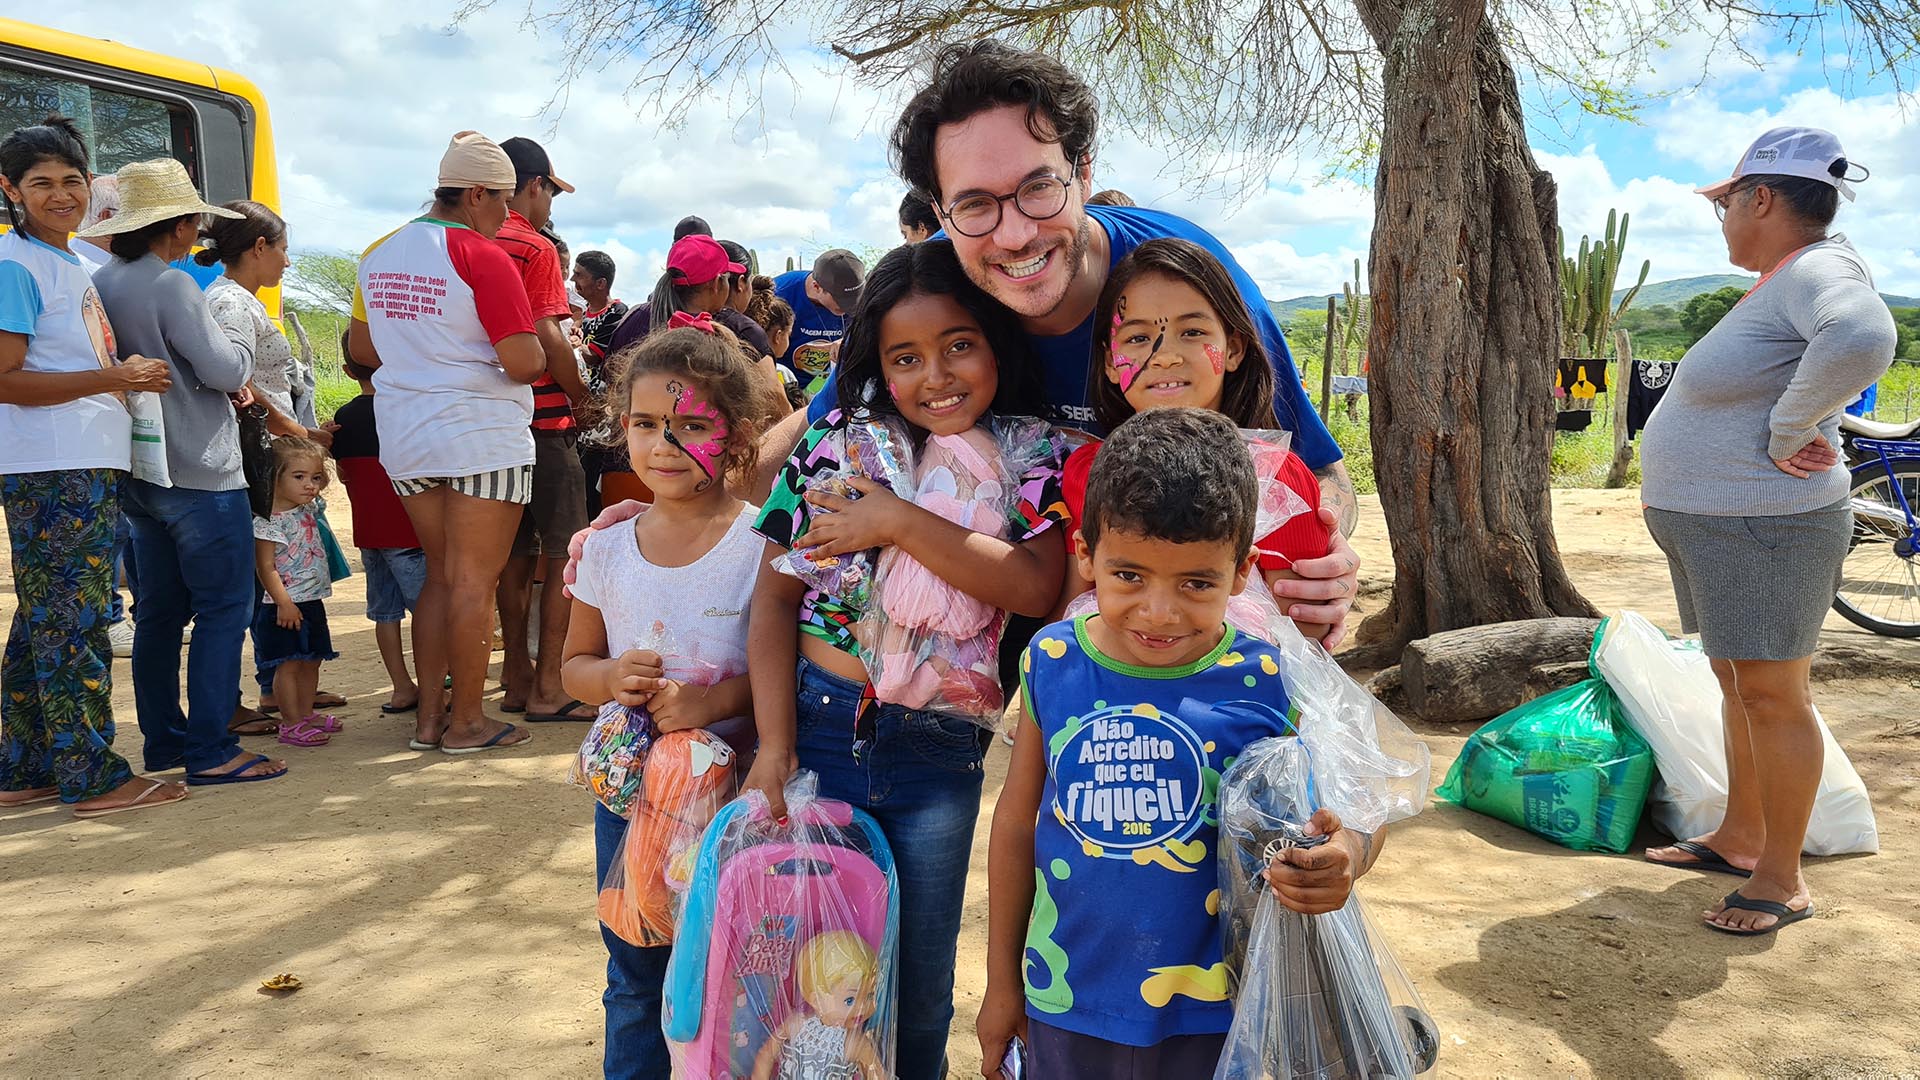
1643, 500, 1852, 661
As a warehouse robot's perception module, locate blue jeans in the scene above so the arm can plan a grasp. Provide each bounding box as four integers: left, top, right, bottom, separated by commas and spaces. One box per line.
123, 481, 251, 774
794, 656, 988, 1080
595, 801, 672, 1079
110, 511, 136, 623
362, 546, 427, 622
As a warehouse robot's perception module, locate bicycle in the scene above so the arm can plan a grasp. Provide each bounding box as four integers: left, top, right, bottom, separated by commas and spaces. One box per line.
1833, 418, 1920, 637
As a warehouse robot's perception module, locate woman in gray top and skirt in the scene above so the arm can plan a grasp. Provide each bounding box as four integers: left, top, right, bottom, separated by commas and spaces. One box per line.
1638, 127, 1894, 935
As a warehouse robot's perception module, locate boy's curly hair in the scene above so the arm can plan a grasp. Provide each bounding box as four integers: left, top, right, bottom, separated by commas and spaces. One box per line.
1083, 408, 1255, 558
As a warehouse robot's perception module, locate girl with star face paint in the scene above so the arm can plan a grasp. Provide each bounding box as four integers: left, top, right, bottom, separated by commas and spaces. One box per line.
1063, 238, 1334, 640
558, 322, 769, 1075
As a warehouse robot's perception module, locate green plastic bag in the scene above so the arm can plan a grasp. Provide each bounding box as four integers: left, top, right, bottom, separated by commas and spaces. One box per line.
1435, 626, 1654, 853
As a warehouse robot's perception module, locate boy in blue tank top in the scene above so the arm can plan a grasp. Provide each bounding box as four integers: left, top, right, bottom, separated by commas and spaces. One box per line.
978, 408, 1384, 1077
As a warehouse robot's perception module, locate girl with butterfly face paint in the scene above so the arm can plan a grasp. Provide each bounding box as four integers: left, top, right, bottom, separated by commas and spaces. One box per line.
1065, 238, 1335, 641
557, 322, 768, 1074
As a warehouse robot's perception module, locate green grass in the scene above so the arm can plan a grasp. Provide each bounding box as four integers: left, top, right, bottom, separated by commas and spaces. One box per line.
287, 307, 356, 423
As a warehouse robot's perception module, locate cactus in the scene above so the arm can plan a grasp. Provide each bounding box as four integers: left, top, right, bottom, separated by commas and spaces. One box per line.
1336, 258, 1368, 420
786, 256, 797, 273
1559, 209, 1650, 357
745, 247, 761, 276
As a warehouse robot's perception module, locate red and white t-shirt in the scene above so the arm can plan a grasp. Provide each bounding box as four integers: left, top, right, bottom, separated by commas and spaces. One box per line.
353, 217, 536, 480
496, 210, 574, 433
1061, 436, 1329, 570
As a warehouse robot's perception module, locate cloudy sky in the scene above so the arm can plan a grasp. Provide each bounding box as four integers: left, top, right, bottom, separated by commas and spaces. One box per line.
21, 3, 1920, 299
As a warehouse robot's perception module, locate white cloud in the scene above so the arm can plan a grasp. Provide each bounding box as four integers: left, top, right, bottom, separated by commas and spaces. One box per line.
23, 2, 1919, 303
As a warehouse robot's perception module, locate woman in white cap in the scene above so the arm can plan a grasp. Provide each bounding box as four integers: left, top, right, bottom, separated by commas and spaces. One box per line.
0, 117, 186, 816
1639, 127, 1895, 934
88, 158, 290, 789
347, 131, 544, 755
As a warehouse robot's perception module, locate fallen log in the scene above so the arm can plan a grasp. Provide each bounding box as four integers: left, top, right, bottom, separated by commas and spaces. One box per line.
1398, 617, 1602, 724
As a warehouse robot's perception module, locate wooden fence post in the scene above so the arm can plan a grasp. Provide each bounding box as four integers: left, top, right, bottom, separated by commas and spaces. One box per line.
1605, 328, 1635, 489
1319, 297, 1336, 420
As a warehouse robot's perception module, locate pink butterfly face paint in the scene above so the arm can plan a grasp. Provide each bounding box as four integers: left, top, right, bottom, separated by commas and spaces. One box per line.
1205, 344, 1225, 375
664, 379, 730, 491
1109, 296, 1144, 391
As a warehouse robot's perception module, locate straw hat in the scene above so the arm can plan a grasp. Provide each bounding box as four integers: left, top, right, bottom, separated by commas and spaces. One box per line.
77, 159, 240, 237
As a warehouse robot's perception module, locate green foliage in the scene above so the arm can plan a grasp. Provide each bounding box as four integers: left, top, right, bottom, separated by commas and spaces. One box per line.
285, 250, 359, 314
1679, 286, 1745, 344
288, 307, 356, 423
1889, 307, 1920, 361
1559, 209, 1649, 357
1614, 304, 1690, 360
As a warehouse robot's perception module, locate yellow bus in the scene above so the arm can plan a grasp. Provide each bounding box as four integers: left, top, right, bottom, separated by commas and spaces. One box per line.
0, 16, 280, 312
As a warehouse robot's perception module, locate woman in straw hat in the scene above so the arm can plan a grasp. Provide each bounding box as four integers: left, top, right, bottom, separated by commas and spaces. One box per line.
346, 131, 544, 755
0, 116, 187, 817
88, 157, 287, 787
1640, 127, 1895, 934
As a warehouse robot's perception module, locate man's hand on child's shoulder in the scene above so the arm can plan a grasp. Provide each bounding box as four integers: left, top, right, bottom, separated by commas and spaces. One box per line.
1263, 808, 1362, 916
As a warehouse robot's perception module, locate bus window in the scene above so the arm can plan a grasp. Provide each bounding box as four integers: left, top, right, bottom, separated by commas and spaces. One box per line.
0, 61, 200, 183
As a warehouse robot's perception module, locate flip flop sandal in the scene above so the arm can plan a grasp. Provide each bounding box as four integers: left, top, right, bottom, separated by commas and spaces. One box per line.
314, 691, 348, 708
527, 699, 594, 723
0, 787, 61, 808
440, 723, 528, 756
1707, 890, 1815, 936
381, 701, 419, 714
310, 714, 344, 733
187, 755, 288, 786
278, 720, 331, 747
1646, 840, 1752, 878
407, 737, 441, 751
72, 778, 188, 819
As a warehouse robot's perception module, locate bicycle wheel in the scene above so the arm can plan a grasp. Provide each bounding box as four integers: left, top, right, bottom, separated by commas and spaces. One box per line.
1833, 457, 1920, 637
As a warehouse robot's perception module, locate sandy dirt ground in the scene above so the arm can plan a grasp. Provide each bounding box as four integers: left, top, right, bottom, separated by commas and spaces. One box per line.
2, 487, 1916, 1078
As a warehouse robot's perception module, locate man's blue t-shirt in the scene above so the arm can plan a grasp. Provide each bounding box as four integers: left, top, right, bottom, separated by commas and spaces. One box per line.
805, 205, 1341, 469
773, 269, 847, 379
1019, 615, 1295, 1045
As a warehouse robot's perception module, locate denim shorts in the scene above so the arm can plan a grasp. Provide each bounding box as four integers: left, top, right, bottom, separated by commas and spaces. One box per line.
250, 598, 338, 673
362, 546, 427, 623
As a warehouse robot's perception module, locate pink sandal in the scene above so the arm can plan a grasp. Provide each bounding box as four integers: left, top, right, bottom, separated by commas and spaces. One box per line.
310, 714, 344, 733
278, 719, 331, 747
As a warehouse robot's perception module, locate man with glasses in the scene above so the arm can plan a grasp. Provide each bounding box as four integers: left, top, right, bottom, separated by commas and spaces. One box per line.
800, 39, 1363, 638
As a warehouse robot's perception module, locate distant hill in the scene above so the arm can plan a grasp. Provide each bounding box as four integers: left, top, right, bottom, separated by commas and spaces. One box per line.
1270, 294, 1339, 321
1264, 275, 1919, 325
1619, 274, 1920, 310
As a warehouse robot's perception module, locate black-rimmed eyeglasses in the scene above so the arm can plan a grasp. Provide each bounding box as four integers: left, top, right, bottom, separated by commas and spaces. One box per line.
939, 164, 1079, 238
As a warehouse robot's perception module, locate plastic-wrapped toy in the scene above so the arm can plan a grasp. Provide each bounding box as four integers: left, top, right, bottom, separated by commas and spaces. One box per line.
1215, 736, 1439, 1080
772, 417, 912, 609
664, 772, 899, 1079
854, 415, 1058, 729
597, 727, 739, 947
570, 622, 724, 816
749, 931, 888, 1080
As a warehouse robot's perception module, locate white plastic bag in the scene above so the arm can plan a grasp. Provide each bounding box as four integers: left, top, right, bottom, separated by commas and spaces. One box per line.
1592, 611, 1878, 856
127, 390, 171, 487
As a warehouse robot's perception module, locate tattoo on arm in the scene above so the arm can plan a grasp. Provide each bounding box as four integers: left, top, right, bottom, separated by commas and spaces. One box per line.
1315, 463, 1360, 537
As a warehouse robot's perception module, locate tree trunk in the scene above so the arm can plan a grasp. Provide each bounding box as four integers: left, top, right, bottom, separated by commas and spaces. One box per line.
1350, 0, 1596, 660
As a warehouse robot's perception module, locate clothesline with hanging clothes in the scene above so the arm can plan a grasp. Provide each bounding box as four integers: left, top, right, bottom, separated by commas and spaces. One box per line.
1552, 355, 1678, 434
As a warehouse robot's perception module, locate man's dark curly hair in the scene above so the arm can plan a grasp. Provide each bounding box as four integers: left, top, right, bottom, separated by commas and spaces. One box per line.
890, 39, 1099, 205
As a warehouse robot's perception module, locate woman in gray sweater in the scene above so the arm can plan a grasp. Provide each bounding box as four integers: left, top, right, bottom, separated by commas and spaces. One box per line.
1639, 128, 1894, 935
86, 159, 288, 787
